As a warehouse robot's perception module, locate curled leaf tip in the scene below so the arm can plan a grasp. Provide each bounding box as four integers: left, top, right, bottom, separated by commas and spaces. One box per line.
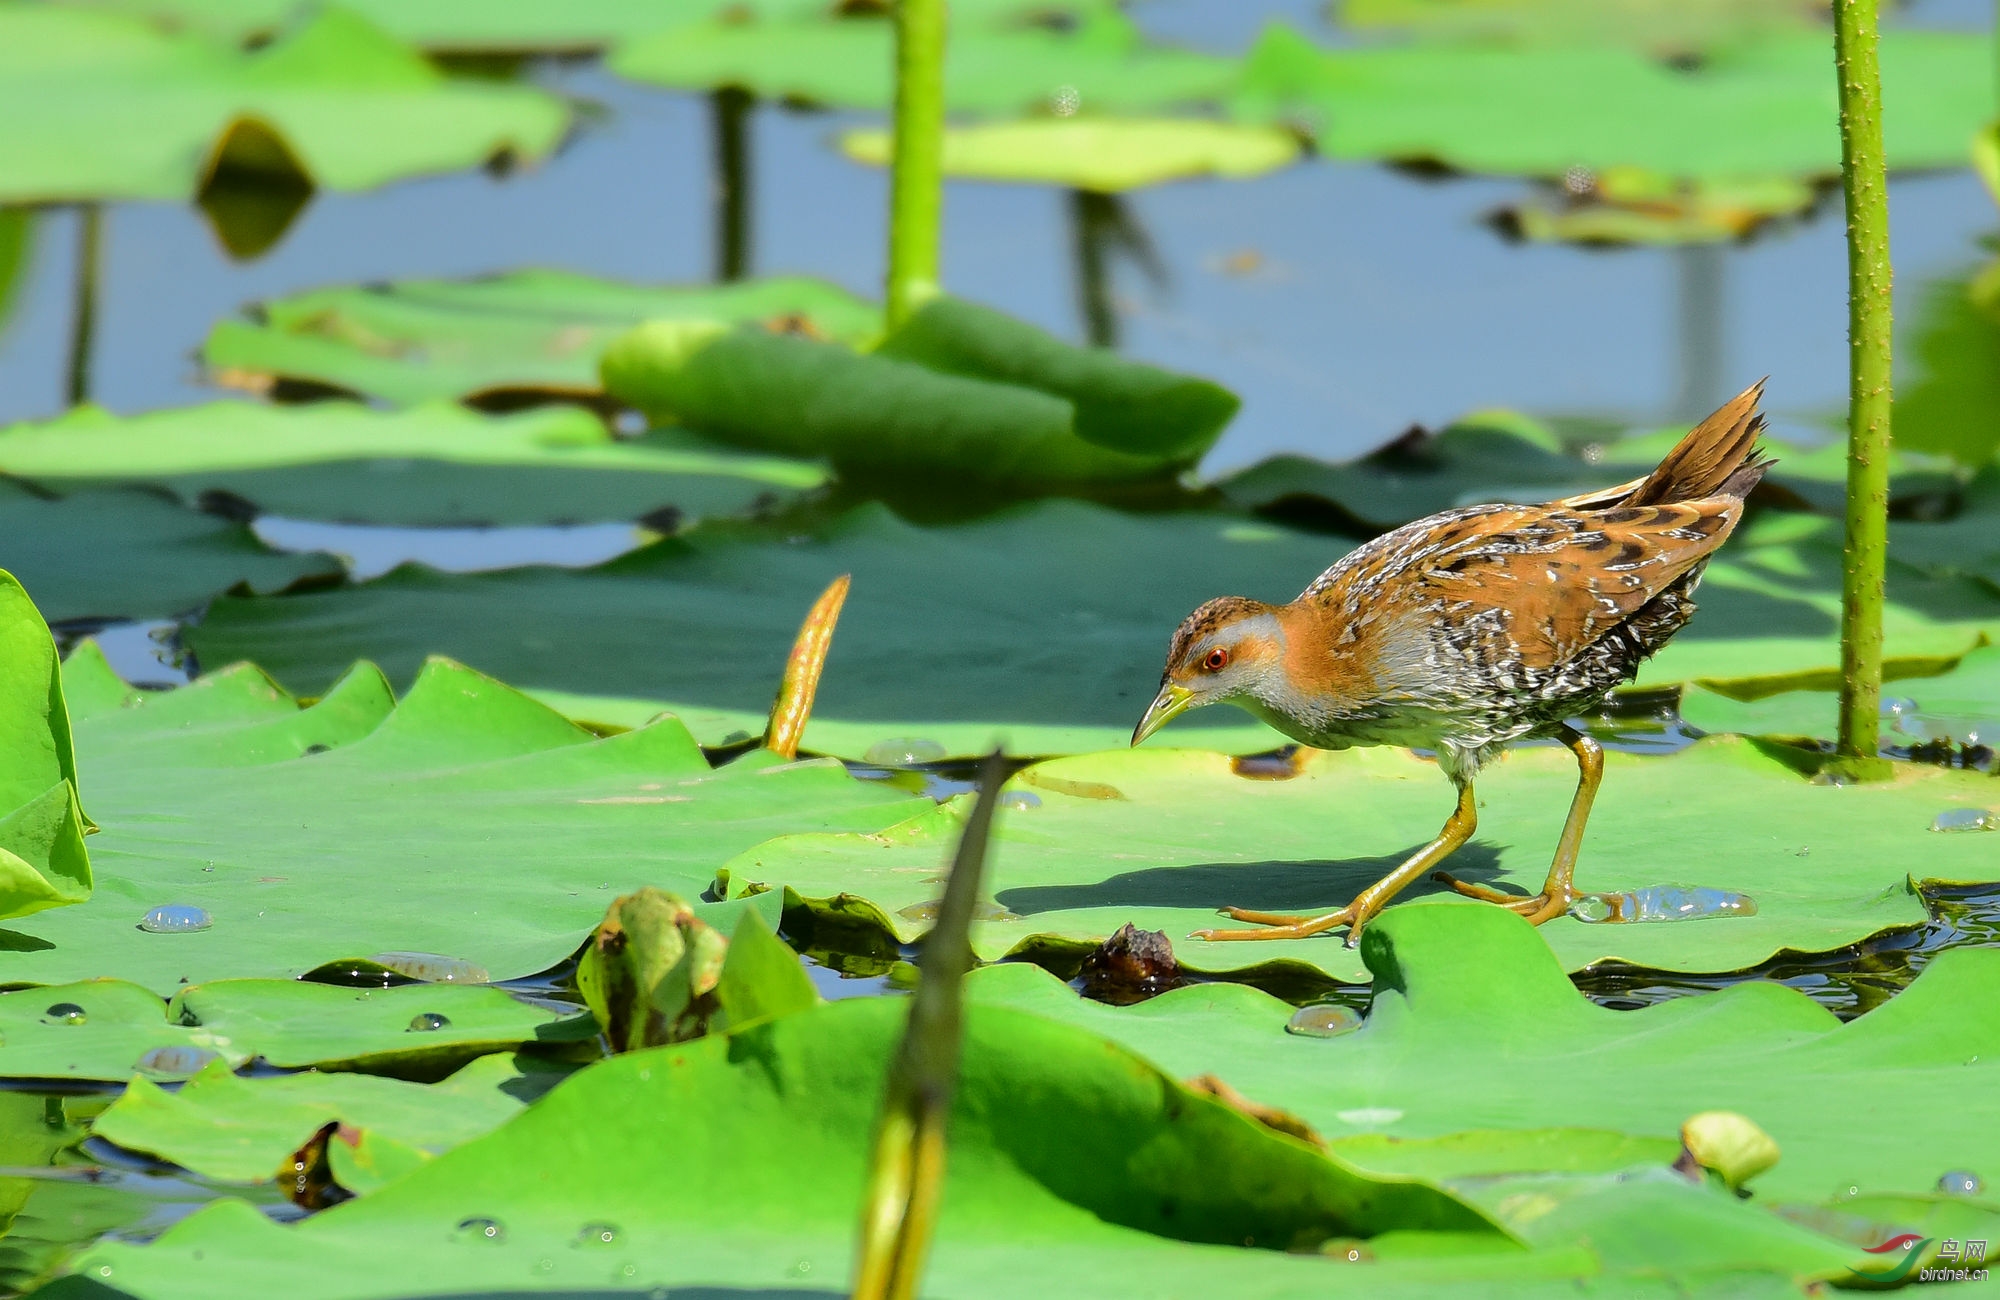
764, 573, 851, 760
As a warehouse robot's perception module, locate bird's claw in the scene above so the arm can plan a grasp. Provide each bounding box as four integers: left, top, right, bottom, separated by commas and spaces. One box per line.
1190, 904, 1363, 944
1432, 871, 1574, 927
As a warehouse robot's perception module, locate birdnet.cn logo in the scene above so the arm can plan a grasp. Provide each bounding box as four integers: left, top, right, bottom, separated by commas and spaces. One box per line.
1844, 1234, 1989, 1285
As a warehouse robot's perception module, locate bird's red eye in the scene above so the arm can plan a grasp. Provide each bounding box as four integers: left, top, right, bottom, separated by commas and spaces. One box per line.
1201, 648, 1229, 672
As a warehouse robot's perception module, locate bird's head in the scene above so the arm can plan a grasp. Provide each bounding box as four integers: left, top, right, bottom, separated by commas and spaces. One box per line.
1132, 596, 1287, 745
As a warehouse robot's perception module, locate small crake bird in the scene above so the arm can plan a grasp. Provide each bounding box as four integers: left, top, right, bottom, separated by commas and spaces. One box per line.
1132, 382, 1773, 945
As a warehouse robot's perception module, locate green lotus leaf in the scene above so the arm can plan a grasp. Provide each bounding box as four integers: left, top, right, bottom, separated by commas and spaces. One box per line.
181, 497, 2000, 759
1336, 0, 1821, 48
2, 483, 340, 624
609, 11, 1236, 116
840, 117, 1302, 192
200, 270, 879, 408
1896, 258, 2000, 468
722, 736, 1998, 982
1489, 172, 1819, 246
63, 988, 1929, 1297
89, 1053, 563, 1187
1231, 24, 1990, 182
184, 502, 1337, 758
0, 401, 827, 528
0, 978, 589, 1084
0, 7, 568, 204
47, 0, 1122, 52
962, 904, 2000, 1205
1681, 643, 2000, 745
0, 572, 91, 921
599, 297, 1235, 486
5, 648, 919, 991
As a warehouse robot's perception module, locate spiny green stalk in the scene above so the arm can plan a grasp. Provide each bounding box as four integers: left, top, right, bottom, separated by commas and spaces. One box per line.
1831, 0, 1895, 778
885, 0, 945, 329
851, 749, 1007, 1300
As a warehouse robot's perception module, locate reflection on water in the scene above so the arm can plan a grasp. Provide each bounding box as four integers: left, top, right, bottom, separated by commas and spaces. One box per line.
251, 517, 653, 581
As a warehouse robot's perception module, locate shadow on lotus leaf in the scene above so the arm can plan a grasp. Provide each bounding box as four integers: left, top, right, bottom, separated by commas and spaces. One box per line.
995, 842, 1507, 916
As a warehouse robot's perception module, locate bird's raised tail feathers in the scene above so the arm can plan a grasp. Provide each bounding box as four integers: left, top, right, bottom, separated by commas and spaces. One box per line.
1625, 379, 1772, 506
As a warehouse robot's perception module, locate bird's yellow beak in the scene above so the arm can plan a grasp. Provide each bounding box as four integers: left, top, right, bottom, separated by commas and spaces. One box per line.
1131, 683, 1195, 746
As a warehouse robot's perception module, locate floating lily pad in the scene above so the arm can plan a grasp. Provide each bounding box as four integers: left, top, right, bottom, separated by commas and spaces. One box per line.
609, 12, 1236, 116
1490, 171, 1819, 245
3, 484, 340, 625
963, 904, 2000, 1204
840, 117, 1302, 191
1231, 24, 1990, 181
1681, 644, 2000, 744
201, 271, 879, 408
90, 1053, 562, 1187
1896, 259, 2000, 468
0, 573, 91, 922
0, 7, 568, 204
68, 993, 1885, 1300
182, 495, 2000, 758
600, 296, 1237, 488
0, 402, 827, 528
1336, 0, 1822, 48
50, 0, 1121, 51
722, 737, 1998, 983
0, 980, 587, 1084
185, 502, 1335, 758
5, 648, 916, 992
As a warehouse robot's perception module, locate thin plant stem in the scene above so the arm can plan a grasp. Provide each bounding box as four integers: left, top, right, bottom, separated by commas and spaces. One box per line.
64, 204, 101, 408
709, 87, 752, 283
1832, 0, 1894, 772
763, 574, 850, 760
852, 750, 1007, 1300
885, 0, 945, 329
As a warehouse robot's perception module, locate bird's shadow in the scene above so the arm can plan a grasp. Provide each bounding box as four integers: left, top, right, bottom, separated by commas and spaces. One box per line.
997, 841, 1509, 916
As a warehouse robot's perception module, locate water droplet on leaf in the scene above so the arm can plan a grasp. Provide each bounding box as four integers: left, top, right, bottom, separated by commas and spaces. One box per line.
863, 738, 947, 767
1938, 1170, 1984, 1196
576, 1222, 619, 1247
407, 1013, 451, 1032
136, 1045, 219, 1077
999, 791, 1041, 811
1286, 1004, 1362, 1038
456, 1217, 504, 1243
140, 904, 212, 933
1570, 886, 1755, 923
372, 951, 490, 983
43, 1003, 86, 1025
1930, 808, 1996, 833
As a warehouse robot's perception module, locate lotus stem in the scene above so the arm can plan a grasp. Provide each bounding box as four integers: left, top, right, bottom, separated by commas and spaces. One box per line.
763, 574, 851, 760
885, 0, 946, 329
851, 749, 1007, 1300
1832, 0, 1895, 775
64, 204, 101, 408
710, 87, 752, 283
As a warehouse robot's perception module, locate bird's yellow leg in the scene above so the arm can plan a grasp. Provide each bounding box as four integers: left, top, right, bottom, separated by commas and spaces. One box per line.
1436, 725, 1601, 926
1193, 783, 1478, 947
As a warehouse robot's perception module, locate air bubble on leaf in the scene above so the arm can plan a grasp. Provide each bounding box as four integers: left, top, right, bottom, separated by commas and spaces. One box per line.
999, 791, 1041, 812
407, 1013, 452, 1032
456, 1217, 505, 1243
372, 951, 491, 984
1938, 1170, 1984, 1196
42, 1003, 86, 1025
863, 738, 947, 766
1879, 696, 1918, 722
1286, 1004, 1362, 1038
576, 1222, 619, 1247
1570, 886, 1756, 923
140, 904, 212, 933
136, 1045, 219, 1077
1930, 808, 1997, 833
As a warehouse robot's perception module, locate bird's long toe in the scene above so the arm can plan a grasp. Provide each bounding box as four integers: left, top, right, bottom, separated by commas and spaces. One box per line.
1192, 905, 1356, 941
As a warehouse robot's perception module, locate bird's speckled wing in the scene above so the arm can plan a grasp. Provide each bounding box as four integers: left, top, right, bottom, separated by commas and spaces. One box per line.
1391, 499, 1746, 671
